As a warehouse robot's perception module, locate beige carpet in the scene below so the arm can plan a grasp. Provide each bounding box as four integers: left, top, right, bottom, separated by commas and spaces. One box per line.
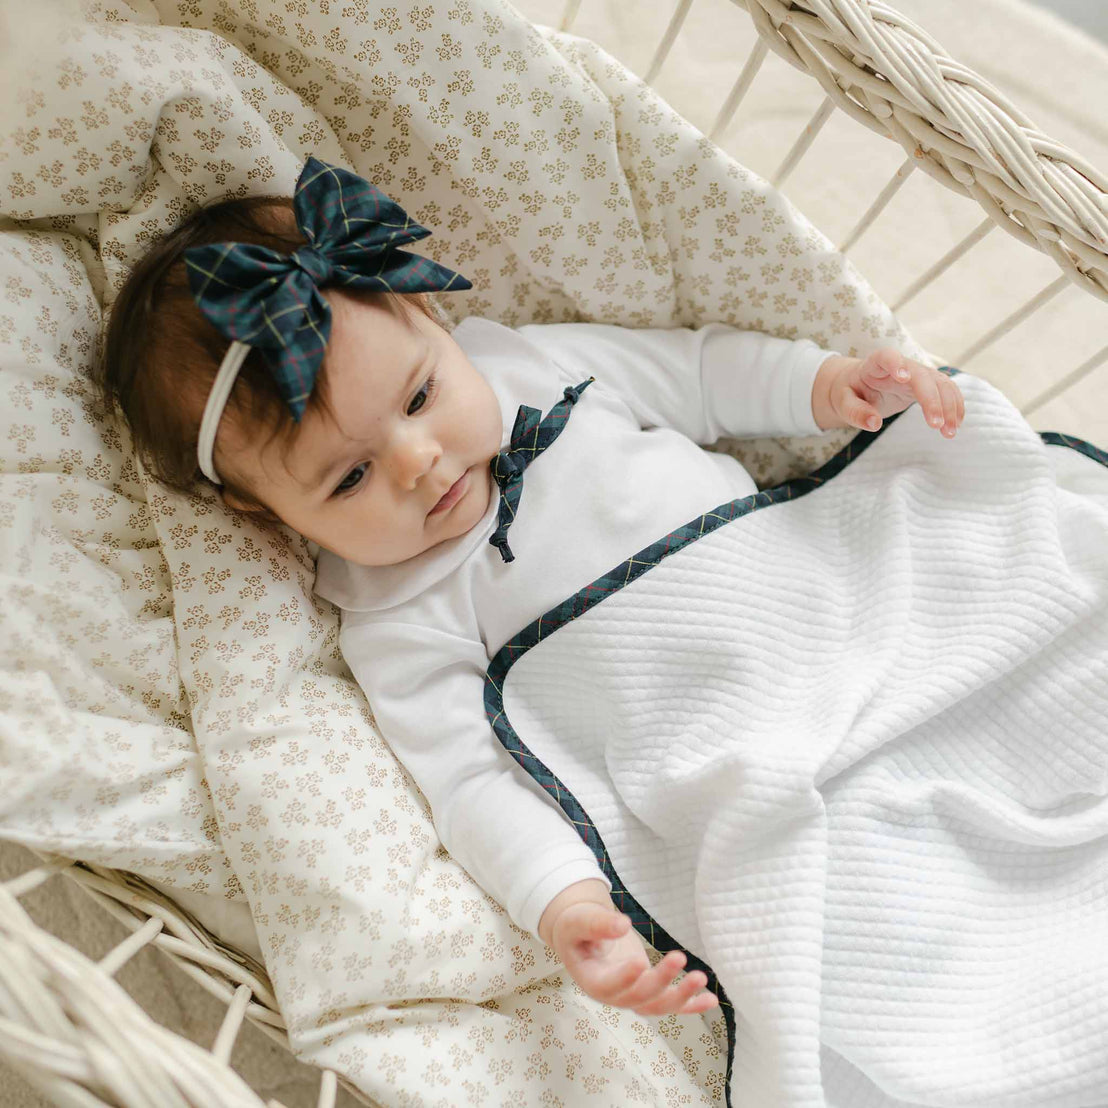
5, 0, 1108, 1104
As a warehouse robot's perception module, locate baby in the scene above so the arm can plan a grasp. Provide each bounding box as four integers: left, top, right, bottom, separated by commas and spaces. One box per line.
96, 157, 964, 1021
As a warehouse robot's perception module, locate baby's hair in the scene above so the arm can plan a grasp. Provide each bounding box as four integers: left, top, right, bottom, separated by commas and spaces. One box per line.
93, 193, 442, 524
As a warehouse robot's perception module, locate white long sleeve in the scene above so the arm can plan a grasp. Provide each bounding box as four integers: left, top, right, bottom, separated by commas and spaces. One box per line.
338, 614, 611, 940
516, 320, 837, 441
316, 316, 841, 943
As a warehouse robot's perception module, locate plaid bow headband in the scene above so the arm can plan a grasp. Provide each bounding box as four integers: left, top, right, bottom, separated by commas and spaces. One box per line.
184, 155, 471, 485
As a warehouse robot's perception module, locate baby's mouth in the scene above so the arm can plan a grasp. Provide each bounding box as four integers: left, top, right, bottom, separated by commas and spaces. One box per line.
428, 467, 469, 515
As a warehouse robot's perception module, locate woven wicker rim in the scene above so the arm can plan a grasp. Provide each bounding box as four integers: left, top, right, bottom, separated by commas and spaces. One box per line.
741, 0, 1108, 300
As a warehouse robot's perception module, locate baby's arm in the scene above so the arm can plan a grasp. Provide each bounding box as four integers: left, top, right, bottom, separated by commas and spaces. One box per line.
539, 878, 719, 1016
340, 616, 717, 1015
339, 616, 608, 934
516, 319, 840, 442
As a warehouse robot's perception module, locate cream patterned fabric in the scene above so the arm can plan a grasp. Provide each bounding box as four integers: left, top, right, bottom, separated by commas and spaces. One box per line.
0, 0, 935, 1102
0, 228, 238, 892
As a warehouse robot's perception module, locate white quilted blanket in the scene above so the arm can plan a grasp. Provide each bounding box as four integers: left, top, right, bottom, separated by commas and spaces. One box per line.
495, 370, 1108, 1108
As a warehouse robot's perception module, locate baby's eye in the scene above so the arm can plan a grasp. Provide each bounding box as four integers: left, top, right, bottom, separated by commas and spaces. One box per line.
408, 372, 438, 415
333, 374, 437, 497
334, 463, 367, 496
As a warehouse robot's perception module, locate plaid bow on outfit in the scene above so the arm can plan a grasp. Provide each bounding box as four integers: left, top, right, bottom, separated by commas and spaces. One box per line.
489, 377, 595, 564
184, 155, 471, 421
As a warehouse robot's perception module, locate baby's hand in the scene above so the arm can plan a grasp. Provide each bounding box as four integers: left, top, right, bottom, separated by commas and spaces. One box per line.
829, 348, 964, 437
550, 902, 719, 1016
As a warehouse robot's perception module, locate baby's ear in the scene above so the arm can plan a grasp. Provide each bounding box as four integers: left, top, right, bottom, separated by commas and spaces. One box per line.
219, 486, 252, 511
220, 486, 281, 525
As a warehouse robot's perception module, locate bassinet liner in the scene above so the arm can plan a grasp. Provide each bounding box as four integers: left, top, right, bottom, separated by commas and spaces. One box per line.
1, 0, 1106, 1105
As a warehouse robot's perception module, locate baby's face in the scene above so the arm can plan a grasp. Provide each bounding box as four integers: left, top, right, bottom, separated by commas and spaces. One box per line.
219, 290, 503, 566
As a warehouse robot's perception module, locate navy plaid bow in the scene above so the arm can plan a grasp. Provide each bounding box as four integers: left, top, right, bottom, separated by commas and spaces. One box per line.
183, 155, 471, 420
489, 377, 595, 564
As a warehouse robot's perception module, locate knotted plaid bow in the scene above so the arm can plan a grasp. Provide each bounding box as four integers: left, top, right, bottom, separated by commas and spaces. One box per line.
184, 155, 471, 421
489, 377, 595, 564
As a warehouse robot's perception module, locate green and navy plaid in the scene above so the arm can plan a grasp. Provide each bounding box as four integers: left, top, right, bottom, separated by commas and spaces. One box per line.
489, 377, 595, 563
184, 155, 472, 421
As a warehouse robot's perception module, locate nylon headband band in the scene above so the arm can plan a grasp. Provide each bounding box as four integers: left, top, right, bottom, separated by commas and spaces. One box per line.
197, 339, 250, 486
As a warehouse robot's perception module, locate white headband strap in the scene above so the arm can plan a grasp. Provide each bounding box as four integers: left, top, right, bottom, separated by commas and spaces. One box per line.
197, 340, 251, 486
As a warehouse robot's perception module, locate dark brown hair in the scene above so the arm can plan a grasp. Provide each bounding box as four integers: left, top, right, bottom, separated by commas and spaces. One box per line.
92, 194, 440, 524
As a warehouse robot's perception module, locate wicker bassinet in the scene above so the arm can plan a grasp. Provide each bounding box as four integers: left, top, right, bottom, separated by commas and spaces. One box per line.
3, 0, 1107, 1105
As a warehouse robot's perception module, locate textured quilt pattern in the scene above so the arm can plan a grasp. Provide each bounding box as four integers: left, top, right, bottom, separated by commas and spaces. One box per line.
492, 370, 1108, 1108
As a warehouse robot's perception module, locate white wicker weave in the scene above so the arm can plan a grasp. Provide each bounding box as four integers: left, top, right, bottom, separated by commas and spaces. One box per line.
4, 0, 1107, 1104
1, 854, 345, 1108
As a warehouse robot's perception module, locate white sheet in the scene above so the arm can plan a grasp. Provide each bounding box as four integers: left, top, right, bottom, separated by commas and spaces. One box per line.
498, 371, 1108, 1107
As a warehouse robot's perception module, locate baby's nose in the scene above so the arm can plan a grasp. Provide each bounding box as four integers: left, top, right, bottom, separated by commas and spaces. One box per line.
389, 433, 442, 489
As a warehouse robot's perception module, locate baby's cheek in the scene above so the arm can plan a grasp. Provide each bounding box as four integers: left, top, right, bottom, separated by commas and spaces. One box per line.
477, 376, 505, 455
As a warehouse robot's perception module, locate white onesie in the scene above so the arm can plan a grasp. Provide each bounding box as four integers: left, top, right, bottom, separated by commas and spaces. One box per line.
312, 316, 839, 939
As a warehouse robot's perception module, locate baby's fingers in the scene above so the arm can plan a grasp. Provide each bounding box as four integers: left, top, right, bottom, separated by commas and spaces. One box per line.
607, 950, 712, 1015
839, 389, 883, 432
607, 949, 685, 1008
657, 964, 716, 1015
903, 364, 947, 432
633, 964, 719, 1017
937, 376, 964, 437
904, 365, 963, 437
